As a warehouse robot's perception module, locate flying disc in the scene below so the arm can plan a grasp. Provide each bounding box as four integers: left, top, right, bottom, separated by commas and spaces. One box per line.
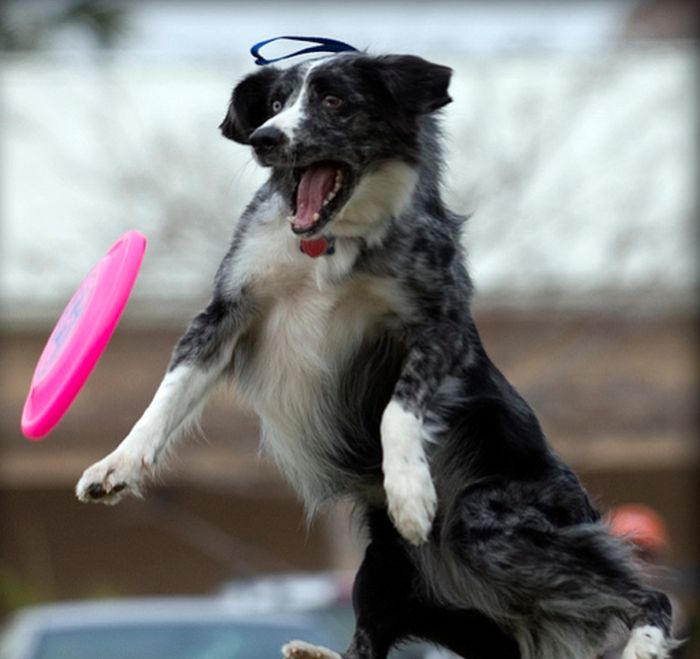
21, 230, 147, 440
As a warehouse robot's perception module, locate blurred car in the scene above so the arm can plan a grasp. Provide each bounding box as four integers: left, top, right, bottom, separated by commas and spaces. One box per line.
220, 572, 455, 659
0, 596, 343, 659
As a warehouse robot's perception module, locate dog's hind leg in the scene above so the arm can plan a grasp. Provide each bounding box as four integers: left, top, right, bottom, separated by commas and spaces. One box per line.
279, 535, 397, 659
278, 509, 443, 659
76, 291, 253, 504
328, 509, 519, 659
445, 482, 675, 658
280, 515, 410, 659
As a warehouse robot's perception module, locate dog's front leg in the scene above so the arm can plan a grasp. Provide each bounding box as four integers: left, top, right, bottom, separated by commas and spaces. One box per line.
381, 323, 464, 545
76, 294, 251, 505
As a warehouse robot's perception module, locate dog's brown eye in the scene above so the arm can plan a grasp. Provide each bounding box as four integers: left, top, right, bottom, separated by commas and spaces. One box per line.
271, 100, 283, 113
323, 95, 342, 109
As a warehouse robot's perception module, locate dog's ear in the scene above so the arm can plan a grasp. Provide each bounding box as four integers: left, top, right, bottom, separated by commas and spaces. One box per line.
374, 55, 452, 115
219, 67, 281, 144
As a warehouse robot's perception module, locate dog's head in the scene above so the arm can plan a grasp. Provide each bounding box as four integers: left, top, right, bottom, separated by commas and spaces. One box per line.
220, 53, 452, 237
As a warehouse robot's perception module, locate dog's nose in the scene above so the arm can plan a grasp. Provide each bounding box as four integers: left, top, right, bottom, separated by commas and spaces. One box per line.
249, 126, 287, 151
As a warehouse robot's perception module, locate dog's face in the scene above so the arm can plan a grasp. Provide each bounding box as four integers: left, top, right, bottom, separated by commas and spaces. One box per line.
220, 53, 452, 237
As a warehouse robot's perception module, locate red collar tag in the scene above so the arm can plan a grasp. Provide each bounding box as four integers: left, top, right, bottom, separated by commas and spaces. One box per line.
299, 236, 335, 258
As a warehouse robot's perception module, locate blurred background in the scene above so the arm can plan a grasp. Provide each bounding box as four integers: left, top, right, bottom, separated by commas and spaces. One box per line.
0, 0, 698, 657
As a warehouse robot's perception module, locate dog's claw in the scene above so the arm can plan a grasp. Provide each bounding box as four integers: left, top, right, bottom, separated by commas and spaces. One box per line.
76, 448, 148, 505
83, 482, 127, 501
85, 483, 108, 499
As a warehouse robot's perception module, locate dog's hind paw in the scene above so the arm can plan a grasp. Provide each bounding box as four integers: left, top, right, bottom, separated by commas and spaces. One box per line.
282, 640, 341, 659
621, 626, 669, 659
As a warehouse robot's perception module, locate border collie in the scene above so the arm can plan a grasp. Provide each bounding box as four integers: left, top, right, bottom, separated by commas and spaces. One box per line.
76, 51, 675, 659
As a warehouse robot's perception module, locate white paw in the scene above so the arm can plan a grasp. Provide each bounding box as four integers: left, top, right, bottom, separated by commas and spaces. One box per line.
76, 447, 153, 505
621, 626, 669, 659
282, 640, 341, 659
381, 401, 437, 546
384, 461, 437, 545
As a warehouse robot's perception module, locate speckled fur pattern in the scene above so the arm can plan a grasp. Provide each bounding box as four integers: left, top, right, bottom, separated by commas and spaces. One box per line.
76, 52, 675, 659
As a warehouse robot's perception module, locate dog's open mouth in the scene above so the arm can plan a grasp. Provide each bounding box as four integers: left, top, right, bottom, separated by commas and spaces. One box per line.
290, 162, 353, 236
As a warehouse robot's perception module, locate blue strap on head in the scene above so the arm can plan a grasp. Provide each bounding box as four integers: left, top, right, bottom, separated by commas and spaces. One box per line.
251, 36, 359, 66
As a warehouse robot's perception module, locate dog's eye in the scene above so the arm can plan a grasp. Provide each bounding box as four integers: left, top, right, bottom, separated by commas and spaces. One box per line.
271, 99, 283, 113
322, 95, 342, 109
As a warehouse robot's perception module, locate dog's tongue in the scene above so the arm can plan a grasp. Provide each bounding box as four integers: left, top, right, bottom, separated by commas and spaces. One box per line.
294, 165, 337, 232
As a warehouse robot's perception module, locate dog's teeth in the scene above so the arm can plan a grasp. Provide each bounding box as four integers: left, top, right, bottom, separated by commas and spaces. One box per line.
312, 212, 320, 221
322, 188, 337, 207
331, 170, 344, 196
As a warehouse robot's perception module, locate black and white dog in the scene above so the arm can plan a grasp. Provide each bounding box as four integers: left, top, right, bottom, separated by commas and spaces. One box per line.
76, 51, 675, 659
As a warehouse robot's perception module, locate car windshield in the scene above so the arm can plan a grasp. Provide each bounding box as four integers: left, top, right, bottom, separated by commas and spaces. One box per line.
32, 622, 333, 659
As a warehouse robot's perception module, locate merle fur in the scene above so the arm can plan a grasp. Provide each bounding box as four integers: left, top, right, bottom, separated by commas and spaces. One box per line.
170, 52, 673, 658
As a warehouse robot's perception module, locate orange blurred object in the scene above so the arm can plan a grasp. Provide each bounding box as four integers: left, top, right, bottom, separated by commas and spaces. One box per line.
608, 504, 670, 555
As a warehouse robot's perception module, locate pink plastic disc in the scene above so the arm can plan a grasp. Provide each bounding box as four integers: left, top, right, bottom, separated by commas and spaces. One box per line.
21, 231, 147, 440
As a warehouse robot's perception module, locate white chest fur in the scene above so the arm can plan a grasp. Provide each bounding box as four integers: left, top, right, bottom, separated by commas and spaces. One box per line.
228, 213, 407, 505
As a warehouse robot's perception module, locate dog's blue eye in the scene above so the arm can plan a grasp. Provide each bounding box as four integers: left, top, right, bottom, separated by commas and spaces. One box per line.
323, 95, 342, 109
271, 100, 283, 113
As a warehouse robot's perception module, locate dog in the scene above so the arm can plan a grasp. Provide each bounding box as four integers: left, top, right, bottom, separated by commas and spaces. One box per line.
76, 51, 676, 659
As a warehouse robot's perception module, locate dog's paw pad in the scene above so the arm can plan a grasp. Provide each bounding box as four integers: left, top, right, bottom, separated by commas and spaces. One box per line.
282, 640, 341, 659
621, 626, 669, 659
75, 451, 147, 505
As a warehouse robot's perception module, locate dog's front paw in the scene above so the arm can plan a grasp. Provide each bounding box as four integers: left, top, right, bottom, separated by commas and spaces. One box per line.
384, 462, 437, 545
76, 448, 153, 505
282, 640, 341, 659
621, 626, 669, 659
381, 401, 437, 545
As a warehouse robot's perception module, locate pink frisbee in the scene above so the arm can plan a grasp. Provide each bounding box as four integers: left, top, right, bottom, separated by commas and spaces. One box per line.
21, 230, 147, 440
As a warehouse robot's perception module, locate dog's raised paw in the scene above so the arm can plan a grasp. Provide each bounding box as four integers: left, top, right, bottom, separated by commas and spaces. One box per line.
282, 640, 342, 659
384, 466, 437, 545
621, 626, 669, 659
75, 449, 150, 505
380, 401, 437, 545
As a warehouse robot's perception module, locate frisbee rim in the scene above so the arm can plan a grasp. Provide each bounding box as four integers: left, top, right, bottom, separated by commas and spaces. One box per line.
21, 230, 146, 440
